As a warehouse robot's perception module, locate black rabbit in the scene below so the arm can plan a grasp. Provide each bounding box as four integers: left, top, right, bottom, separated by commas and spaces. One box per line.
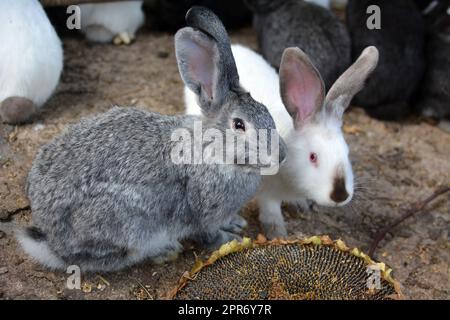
347, 0, 426, 120
246, 0, 352, 90
415, 1, 450, 123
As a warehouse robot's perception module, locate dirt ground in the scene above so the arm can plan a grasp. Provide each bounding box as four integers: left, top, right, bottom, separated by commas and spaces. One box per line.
0, 28, 449, 300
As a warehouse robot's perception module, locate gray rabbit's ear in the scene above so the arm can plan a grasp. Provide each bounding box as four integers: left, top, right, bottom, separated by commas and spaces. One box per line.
325, 46, 379, 121
279, 47, 325, 128
175, 7, 241, 114
175, 27, 221, 109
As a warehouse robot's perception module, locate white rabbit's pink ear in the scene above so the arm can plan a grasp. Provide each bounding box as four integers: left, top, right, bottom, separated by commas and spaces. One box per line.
325, 46, 379, 121
279, 47, 325, 127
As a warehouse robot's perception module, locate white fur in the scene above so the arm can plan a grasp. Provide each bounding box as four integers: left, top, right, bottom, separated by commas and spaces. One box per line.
185, 44, 354, 238
79, 1, 145, 43
17, 230, 65, 270
0, 0, 63, 107
305, 0, 331, 9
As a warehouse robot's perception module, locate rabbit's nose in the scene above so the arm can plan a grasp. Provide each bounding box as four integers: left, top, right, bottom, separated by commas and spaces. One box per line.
330, 177, 349, 204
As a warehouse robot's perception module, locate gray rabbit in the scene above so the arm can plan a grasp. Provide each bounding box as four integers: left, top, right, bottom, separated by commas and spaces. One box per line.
245, 0, 351, 90
415, 2, 450, 123
347, 0, 426, 120
18, 7, 286, 272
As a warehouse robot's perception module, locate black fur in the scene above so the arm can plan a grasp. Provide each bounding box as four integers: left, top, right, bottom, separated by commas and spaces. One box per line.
26, 226, 46, 242
144, 0, 251, 31
347, 0, 426, 120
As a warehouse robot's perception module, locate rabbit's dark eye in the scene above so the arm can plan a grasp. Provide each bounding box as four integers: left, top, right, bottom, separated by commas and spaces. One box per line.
233, 118, 246, 131
310, 152, 318, 164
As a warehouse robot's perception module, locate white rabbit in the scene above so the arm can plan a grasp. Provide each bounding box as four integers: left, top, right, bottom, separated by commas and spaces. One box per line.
0, 0, 63, 124
79, 1, 145, 44
185, 44, 379, 238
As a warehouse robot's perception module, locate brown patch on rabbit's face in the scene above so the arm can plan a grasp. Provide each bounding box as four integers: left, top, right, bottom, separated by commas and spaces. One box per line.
330, 175, 349, 204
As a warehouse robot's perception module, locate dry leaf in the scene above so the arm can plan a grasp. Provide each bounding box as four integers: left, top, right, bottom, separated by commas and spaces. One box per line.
343, 125, 364, 135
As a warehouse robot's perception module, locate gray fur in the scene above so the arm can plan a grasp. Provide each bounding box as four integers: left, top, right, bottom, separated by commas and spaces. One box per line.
247, 0, 351, 90
185, 6, 240, 90
22, 7, 285, 272
347, 0, 426, 120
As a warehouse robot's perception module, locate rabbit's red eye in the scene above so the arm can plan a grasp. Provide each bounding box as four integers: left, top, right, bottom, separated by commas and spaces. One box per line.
233, 118, 246, 131
310, 152, 318, 164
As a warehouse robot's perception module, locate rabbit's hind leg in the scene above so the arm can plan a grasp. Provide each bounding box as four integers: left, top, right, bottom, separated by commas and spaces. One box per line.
67, 239, 183, 270
59, 240, 132, 272
150, 244, 182, 265
131, 231, 183, 265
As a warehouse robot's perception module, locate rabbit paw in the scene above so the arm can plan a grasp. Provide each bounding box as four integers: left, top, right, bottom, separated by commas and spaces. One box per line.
113, 32, 134, 45
262, 221, 287, 240
221, 215, 248, 234
196, 230, 242, 251
151, 247, 181, 265
290, 199, 317, 216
